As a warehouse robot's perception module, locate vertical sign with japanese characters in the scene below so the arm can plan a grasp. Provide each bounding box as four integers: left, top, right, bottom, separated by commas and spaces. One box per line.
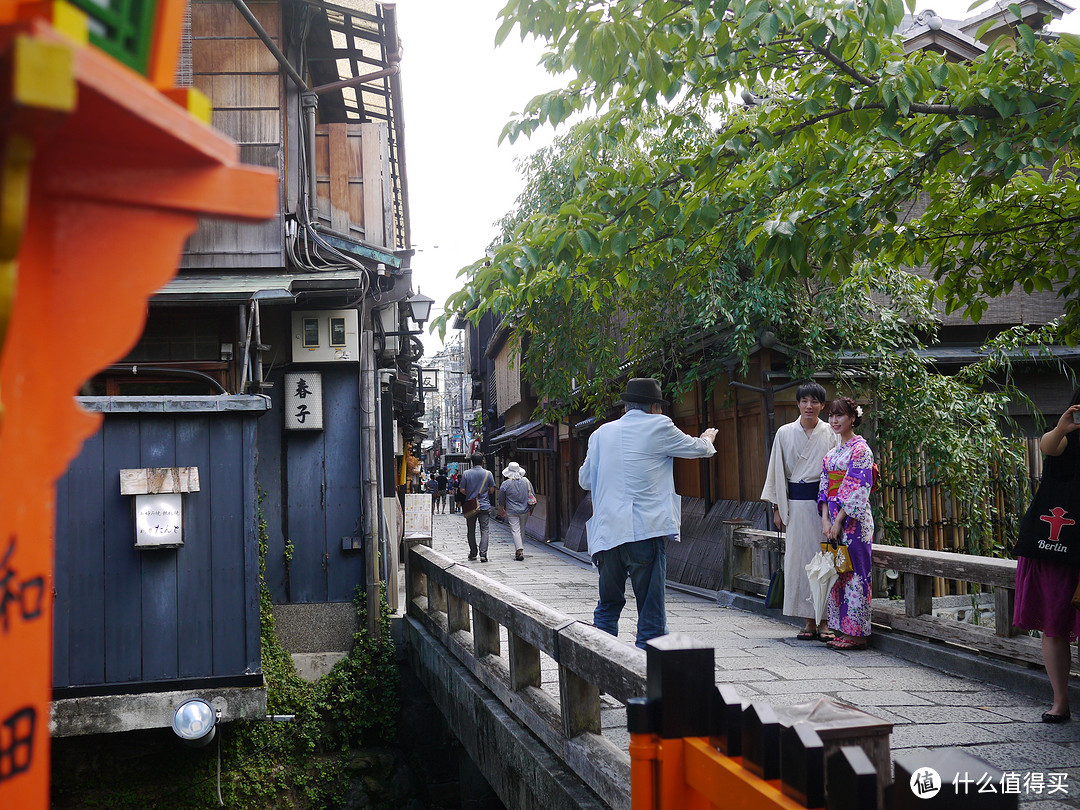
284, 372, 324, 431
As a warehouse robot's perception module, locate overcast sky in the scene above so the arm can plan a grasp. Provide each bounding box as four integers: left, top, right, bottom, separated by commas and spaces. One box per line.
394, 0, 1080, 359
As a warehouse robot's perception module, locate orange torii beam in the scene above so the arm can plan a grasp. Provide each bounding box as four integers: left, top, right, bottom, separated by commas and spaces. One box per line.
0, 3, 277, 806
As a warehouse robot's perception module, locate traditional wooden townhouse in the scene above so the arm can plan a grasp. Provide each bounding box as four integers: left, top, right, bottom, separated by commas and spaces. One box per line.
51, 0, 426, 742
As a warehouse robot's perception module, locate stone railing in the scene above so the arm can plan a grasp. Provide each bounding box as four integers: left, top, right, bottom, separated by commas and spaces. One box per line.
405, 540, 903, 810
405, 541, 645, 810
719, 522, 1042, 668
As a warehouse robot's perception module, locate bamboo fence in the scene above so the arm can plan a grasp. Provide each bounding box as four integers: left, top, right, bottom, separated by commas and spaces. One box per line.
874, 438, 1042, 597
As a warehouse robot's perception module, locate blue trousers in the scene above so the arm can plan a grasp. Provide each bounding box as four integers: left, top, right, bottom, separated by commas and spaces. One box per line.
592, 537, 667, 649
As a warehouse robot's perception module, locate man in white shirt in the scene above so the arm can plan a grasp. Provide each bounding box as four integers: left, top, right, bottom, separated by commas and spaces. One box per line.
578, 378, 718, 648
760, 381, 839, 640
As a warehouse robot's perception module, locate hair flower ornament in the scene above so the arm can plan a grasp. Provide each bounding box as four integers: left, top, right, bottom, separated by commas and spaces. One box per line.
855, 405, 864, 418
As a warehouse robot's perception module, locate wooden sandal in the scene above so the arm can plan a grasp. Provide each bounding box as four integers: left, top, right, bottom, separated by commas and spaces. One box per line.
795, 631, 819, 641
827, 637, 867, 650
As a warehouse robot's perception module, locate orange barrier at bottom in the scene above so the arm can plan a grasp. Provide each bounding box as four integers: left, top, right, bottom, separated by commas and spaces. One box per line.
631, 732, 808, 810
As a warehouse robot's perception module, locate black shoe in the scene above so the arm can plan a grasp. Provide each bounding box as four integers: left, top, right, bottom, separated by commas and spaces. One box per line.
480, 556, 488, 563
1042, 710, 1071, 723
467, 555, 477, 561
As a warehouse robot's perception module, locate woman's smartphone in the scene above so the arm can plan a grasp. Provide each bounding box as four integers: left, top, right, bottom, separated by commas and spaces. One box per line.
1072, 409, 1080, 425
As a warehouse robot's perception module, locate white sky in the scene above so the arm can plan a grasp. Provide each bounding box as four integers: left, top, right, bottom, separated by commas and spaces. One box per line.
395, 0, 1080, 359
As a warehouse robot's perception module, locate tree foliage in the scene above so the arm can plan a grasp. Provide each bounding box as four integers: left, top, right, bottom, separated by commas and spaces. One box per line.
443, 0, 1080, 335
434, 0, 1080, 553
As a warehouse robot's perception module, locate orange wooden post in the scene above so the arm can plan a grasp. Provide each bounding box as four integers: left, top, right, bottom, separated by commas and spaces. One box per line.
0, 5, 277, 808
629, 731, 660, 810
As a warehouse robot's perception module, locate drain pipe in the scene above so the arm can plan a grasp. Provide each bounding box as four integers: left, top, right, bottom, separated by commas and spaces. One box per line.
301, 92, 318, 223
229, 0, 308, 92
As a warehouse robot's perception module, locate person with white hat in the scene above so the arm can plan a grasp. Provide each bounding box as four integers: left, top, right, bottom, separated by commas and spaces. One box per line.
498, 461, 535, 561
578, 377, 718, 649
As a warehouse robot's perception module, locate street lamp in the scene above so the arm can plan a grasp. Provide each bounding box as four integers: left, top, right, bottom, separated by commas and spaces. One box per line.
382, 289, 436, 337
405, 290, 434, 325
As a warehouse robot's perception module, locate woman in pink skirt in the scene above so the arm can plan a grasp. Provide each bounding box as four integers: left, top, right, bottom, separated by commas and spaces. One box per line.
1013, 390, 1080, 722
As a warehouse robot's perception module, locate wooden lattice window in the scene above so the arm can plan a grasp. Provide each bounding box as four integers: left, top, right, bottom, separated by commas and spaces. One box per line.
69, 0, 157, 73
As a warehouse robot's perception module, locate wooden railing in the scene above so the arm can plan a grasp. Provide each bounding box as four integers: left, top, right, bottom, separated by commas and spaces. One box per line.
720, 522, 1044, 668
405, 540, 645, 810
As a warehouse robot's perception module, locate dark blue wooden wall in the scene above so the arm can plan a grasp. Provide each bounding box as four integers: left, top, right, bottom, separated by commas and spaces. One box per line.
54, 406, 262, 691
257, 365, 365, 605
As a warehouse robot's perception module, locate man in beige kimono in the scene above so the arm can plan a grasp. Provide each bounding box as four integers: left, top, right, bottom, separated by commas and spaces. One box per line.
761, 382, 839, 640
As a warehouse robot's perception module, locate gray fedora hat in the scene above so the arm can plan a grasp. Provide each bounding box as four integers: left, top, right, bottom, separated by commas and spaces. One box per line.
621, 377, 668, 405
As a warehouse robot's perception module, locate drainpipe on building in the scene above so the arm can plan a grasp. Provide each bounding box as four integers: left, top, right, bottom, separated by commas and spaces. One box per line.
301, 92, 318, 223
360, 328, 381, 634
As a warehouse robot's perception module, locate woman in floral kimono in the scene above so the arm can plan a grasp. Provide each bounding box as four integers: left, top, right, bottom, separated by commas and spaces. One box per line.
818, 397, 875, 650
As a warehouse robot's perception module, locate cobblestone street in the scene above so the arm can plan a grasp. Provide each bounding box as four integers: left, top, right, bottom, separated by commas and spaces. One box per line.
416, 510, 1080, 809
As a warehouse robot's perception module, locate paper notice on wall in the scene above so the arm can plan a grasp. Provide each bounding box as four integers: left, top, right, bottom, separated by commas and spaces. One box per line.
404, 493, 432, 539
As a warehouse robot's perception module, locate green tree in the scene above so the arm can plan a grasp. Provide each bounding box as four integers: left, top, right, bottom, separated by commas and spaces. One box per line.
460, 0, 1080, 334
437, 0, 1079, 553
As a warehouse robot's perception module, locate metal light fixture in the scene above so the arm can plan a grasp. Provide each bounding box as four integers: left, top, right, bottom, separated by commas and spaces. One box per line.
405, 290, 435, 326
172, 698, 219, 746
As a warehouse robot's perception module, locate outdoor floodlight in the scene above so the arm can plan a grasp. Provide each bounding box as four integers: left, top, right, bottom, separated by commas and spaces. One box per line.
172, 697, 219, 746
405, 290, 435, 325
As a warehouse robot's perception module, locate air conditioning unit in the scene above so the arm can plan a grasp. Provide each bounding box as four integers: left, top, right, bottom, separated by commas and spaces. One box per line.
291, 309, 359, 363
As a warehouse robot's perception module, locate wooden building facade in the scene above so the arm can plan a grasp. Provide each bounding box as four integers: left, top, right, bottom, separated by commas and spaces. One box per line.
51, 0, 421, 731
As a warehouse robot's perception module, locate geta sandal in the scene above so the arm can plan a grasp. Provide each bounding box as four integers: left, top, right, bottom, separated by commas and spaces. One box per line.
827, 637, 867, 650
818, 632, 836, 643
796, 631, 819, 641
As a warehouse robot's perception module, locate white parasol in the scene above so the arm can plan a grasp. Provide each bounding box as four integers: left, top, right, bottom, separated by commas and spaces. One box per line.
805, 550, 839, 625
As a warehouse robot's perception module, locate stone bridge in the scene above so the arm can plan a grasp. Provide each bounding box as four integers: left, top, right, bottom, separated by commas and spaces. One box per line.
399, 512, 1080, 810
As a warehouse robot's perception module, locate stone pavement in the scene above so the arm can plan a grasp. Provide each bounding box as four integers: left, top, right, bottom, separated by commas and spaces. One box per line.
413, 510, 1080, 809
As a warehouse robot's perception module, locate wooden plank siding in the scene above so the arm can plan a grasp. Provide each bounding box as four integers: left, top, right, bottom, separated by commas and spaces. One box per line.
314, 122, 393, 248
53, 411, 262, 692
102, 418, 143, 684
182, 0, 284, 269
275, 366, 367, 604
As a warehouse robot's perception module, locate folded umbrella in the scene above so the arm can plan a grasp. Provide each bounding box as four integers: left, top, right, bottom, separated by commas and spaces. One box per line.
805, 550, 839, 625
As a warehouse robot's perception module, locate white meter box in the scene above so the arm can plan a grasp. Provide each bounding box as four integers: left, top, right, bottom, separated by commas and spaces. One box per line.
291, 309, 359, 363
285, 372, 324, 430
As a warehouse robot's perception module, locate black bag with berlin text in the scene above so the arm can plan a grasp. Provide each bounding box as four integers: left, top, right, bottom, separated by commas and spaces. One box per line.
1013, 431, 1080, 566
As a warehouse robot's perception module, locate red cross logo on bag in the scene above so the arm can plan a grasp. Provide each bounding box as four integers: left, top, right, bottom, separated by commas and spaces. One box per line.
1040, 507, 1076, 541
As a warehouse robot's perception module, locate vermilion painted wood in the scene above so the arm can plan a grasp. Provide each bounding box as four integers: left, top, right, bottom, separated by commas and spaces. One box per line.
0, 11, 276, 808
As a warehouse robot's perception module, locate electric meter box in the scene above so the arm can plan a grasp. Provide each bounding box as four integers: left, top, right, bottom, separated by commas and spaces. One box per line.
291, 309, 360, 363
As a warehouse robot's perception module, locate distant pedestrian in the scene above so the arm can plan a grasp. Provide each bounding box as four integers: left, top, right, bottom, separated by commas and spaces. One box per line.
499, 461, 535, 561
817, 397, 874, 651
1013, 388, 1080, 722
578, 378, 717, 649
436, 469, 448, 514
459, 453, 495, 562
761, 381, 839, 641
449, 472, 461, 513
425, 471, 439, 515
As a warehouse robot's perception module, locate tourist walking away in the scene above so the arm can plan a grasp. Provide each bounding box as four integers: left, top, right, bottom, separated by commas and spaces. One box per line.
436, 468, 448, 514
450, 471, 462, 513
1012, 388, 1080, 722
499, 461, 535, 561
425, 471, 439, 516
578, 377, 718, 649
817, 397, 875, 650
761, 382, 839, 640
459, 453, 495, 562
